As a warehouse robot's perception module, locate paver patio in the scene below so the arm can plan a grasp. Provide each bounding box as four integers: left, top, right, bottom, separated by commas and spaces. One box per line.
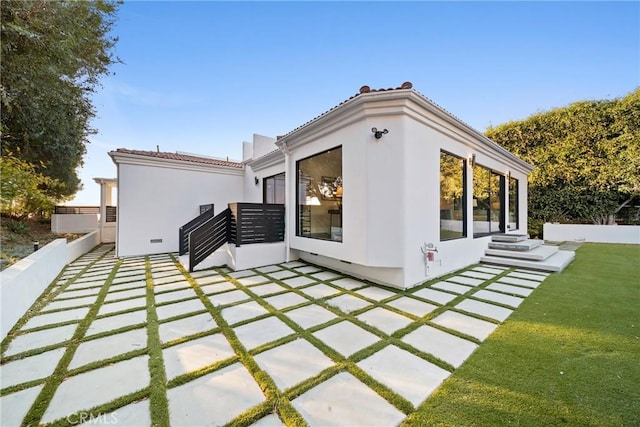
0, 245, 551, 426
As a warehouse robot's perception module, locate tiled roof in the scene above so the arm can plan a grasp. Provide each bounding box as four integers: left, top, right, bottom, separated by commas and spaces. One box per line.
277, 81, 474, 140
113, 148, 244, 168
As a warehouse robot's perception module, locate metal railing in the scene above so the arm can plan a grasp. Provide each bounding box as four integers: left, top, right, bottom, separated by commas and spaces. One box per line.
189, 208, 231, 272
54, 206, 100, 214
178, 206, 215, 255
105, 206, 117, 223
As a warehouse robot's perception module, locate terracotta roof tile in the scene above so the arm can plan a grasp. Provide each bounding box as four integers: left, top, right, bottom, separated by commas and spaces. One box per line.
114, 148, 243, 168
278, 81, 476, 139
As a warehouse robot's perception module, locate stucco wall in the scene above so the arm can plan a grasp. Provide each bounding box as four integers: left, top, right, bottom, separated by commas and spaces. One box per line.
543, 223, 640, 244
1, 239, 67, 339
51, 214, 98, 233
116, 162, 243, 257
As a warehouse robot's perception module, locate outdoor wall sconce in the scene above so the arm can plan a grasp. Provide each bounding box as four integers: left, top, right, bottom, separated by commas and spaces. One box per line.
468, 154, 476, 168
506, 170, 511, 179
254, 176, 259, 186
371, 127, 389, 139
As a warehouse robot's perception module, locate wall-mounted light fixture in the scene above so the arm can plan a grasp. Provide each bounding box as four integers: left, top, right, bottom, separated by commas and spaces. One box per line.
371, 127, 389, 139
506, 170, 511, 179
468, 154, 476, 168
254, 176, 259, 186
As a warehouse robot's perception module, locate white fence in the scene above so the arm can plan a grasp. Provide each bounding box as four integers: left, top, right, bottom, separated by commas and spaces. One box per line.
0, 230, 101, 340
543, 223, 640, 244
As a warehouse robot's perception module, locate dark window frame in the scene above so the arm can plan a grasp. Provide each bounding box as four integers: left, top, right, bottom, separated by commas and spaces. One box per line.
508, 176, 519, 231
439, 150, 467, 241
473, 164, 506, 238
295, 145, 343, 242
263, 172, 285, 204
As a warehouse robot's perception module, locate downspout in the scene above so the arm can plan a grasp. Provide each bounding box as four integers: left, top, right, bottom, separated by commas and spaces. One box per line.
278, 140, 292, 262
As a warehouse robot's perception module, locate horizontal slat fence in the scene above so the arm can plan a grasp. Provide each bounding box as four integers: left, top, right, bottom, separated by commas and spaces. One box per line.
178, 206, 215, 255
229, 203, 285, 247
188, 208, 230, 272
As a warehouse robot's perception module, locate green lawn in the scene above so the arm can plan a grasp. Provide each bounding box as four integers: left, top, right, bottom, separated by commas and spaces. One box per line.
404, 243, 640, 426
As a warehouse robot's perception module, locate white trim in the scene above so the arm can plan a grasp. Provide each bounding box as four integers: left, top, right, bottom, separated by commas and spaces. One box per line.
246, 149, 285, 171
109, 151, 245, 176
276, 89, 534, 174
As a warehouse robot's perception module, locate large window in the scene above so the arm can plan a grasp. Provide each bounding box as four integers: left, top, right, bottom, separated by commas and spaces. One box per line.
296, 147, 343, 242
508, 176, 519, 231
473, 165, 505, 237
440, 151, 466, 240
263, 173, 285, 204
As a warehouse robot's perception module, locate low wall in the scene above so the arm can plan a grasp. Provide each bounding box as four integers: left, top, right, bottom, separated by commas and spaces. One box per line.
67, 230, 101, 263
0, 235, 100, 340
543, 223, 640, 244
52, 214, 98, 233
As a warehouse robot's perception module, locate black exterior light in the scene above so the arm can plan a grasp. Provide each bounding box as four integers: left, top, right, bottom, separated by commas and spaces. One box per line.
371, 127, 389, 139
254, 176, 259, 185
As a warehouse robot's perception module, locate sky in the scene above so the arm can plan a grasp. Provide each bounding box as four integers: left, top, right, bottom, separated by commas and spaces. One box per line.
71, 0, 639, 205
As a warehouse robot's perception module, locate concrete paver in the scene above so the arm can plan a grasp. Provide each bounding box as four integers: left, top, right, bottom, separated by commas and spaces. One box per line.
167, 363, 265, 426
234, 316, 295, 350
222, 300, 269, 325
254, 339, 334, 390
0, 386, 43, 426
357, 345, 451, 407
5, 324, 78, 356
431, 311, 498, 341
158, 312, 217, 343
412, 288, 457, 305
432, 281, 473, 294
87, 309, 147, 336
456, 299, 513, 322
292, 372, 405, 427
69, 328, 147, 369
0, 347, 65, 388
41, 356, 150, 424
356, 307, 412, 335
403, 325, 478, 368
387, 297, 438, 317
313, 321, 379, 357
163, 333, 235, 380
326, 294, 370, 313
284, 305, 337, 329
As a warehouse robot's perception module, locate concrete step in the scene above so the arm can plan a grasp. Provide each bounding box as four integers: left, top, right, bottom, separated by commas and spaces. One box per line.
488, 239, 544, 252
491, 234, 528, 243
480, 250, 575, 273
485, 245, 559, 261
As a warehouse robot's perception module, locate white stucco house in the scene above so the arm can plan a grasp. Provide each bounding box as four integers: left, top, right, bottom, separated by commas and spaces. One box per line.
109, 82, 564, 290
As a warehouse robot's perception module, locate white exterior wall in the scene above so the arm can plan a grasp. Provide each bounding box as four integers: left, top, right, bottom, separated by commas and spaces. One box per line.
282, 92, 532, 289
116, 162, 243, 257
244, 162, 285, 203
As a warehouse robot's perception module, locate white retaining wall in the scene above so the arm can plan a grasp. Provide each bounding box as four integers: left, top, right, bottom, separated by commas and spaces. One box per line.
0, 232, 101, 340
51, 214, 98, 233
544, 223, 640, 244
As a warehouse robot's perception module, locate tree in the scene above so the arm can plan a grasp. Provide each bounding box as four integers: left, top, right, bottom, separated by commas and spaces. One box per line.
1, 0, 120, 202
486, 89, 640, 236
0, 153, 60, 218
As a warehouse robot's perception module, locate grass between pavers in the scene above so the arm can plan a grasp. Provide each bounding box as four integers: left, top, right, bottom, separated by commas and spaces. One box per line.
3, 246, 562, 426
403, 243, 640, 427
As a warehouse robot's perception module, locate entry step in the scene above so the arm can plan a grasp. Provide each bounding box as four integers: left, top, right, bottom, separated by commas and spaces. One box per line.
491, 234, 528, 243
488, 239, 544, 252
485, 245, 559, 261
481, 250, 575, 273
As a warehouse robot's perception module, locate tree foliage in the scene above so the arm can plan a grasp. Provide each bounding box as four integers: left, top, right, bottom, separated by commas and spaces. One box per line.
0, 153, 61, 218
1, 0, 120, 203
486, 89, 640, 235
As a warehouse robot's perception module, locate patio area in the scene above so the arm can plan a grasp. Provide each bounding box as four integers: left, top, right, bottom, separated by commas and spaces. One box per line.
0, 245, 549, 426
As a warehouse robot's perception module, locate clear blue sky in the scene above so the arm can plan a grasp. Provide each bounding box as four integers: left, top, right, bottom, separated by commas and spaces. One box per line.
72, 0, 639, 204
